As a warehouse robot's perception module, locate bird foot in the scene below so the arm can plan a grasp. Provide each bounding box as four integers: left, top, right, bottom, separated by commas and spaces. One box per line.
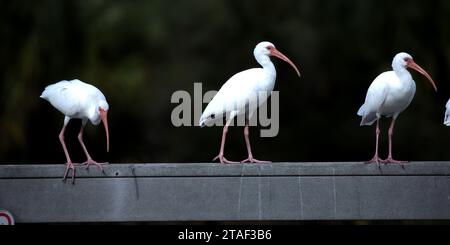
381, 157, 407, 169
241, 157, 271, 164
62, 162, 77, 184
365, 156, 384, 164
365, 156, 384, 169
82, 159, 109, 172
213, 154, 239, 164
381, 157, 407, 164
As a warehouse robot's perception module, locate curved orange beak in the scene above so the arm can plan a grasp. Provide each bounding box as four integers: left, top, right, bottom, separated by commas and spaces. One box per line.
270, 48, 301, 77
99, 108, 109, 152
406, 59, 437, 92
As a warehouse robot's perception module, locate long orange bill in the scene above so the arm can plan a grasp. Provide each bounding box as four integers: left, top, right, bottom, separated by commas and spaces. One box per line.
99, 108, 110, 152
270, 48, 301, 77
407, 60, 437, 92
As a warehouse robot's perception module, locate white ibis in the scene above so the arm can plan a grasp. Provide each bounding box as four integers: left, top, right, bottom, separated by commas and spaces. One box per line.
444, 99, 450, 126
357, 52, 437, 165
199, 41, 300, 164
41, 79, 110, 183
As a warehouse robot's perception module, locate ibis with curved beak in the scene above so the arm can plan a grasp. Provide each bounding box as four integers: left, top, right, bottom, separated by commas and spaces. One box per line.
199, 41, 300, 164
357, 52, 437, 165
41, 79, 110, 183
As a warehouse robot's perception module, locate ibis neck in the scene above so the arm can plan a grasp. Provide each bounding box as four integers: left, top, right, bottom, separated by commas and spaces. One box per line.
88, 106, 101, 125
256, 55, 277, 76
393, 67, 413, 83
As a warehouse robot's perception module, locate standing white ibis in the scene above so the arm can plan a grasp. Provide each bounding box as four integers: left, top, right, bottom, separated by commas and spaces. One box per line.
357, 52, 437, 165
199, 41, 300, 164
444, 99, 450, 126
41, 79, 110, 183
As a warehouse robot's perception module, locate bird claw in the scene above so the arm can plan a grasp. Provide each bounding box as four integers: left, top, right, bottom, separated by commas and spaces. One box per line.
62, 162, 76, 185
213, 155, 239, 164
241, 157, 271, 164
381, 158, 407, 169
381, 158, 408, 164
82, 159, 109, 171
365, 156, 383, 164
365, 156, 407, 169
365, 156, 383, 169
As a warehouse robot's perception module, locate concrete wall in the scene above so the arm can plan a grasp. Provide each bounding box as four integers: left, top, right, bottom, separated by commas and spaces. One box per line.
1, 162, 449, 223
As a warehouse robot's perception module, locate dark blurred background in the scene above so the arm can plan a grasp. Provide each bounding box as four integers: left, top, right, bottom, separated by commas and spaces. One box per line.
0, 0, 449, 164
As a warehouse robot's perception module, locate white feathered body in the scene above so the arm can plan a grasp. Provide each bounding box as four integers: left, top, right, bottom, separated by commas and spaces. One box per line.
200, 68, 276, 126
444, 99, 450, 126
358, 71, 416, 126
40, 79, 108, 125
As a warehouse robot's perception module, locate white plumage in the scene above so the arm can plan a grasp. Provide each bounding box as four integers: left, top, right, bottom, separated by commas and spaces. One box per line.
200, 41, 300, 164
444, 99, 450, 126
358, 52, 436, 164
199, 67, 273, 127
41, 79, 110, 183
358, 70, 416, 126
41, 79, 109, 125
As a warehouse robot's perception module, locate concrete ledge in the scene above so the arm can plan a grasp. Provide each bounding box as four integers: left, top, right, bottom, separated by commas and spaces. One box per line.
1, 162, 449, 222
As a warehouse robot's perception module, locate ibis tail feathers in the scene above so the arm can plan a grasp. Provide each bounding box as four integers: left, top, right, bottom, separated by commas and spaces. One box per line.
360, 113, 378, 126
358, 104, 379, 126
40, 80, 73, 100
357, 104, 365, 116
444, 110, 450, 126
445, 100, 450, 126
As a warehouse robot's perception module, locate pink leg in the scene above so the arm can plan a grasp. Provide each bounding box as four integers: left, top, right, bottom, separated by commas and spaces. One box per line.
78, 125, 108, 172
59, 125, 76, 184
382, 118, 408, 165
366, 119, 383, 166
241, 122, 271, 163
213, 125, 239, 164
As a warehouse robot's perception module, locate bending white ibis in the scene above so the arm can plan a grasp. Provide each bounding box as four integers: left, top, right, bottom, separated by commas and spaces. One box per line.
41, 79, 110, 183
444, 99, 450, 126
357, 52, 437, 165
199, 41, 300, 164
